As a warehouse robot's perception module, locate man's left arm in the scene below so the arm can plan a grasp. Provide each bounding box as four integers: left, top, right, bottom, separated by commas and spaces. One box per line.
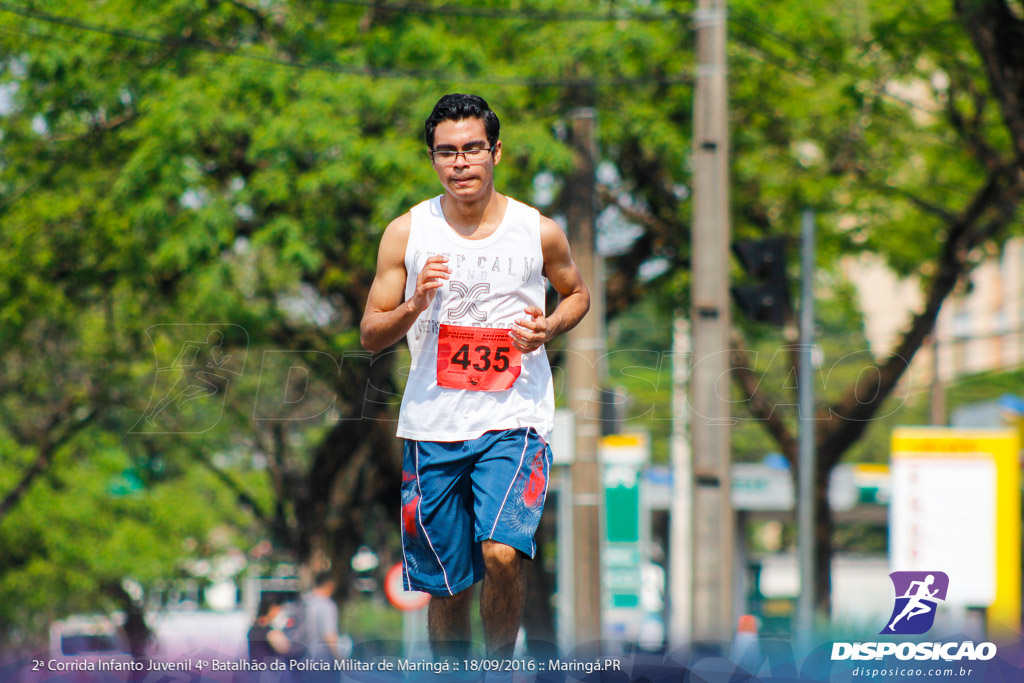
510, 217, 591, 353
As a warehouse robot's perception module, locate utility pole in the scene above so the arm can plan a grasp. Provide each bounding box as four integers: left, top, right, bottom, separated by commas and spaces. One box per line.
690, 0, 734, 641
669, 316, 693, 648
566, 106, 604, 649
795, 209, 817, 645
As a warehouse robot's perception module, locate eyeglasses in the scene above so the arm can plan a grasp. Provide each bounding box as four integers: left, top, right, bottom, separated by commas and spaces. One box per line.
429, 146, 495, 165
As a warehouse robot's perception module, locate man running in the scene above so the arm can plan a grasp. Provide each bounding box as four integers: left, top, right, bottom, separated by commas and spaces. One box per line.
888, 574, 939, 632
360, 93, 590, 660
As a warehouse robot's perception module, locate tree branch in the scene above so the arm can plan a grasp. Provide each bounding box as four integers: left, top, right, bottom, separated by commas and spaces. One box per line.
0, 404, 99, 523
821, 165, 1024, 469
956, 0, 1024, 164
729, 336, 799, 461
946, 75, 1003, 172
190, 449, 271, 528
596, 183, 689, 316
861, 177, 956, 223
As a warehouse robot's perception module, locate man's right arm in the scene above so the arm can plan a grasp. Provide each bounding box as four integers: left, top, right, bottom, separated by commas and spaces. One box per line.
359, 214, 451, 354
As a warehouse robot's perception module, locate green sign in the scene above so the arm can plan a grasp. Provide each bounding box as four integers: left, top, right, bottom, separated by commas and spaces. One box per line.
604, 464, 641, 608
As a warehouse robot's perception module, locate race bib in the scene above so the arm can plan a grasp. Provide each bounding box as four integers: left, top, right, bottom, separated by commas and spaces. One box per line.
436, 324, 522, 391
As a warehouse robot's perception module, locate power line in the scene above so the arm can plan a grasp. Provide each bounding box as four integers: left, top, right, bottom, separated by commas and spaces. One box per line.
0, 2, 692, 87
0, 2, 450, 79
728, 9, 830, 72
326, 0, 689, 23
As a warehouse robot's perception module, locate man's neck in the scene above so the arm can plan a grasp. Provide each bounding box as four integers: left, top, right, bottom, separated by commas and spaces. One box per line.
441, 190, 507, 238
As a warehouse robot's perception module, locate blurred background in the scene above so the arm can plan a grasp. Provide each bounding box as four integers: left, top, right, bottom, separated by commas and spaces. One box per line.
1, 0, 1024, 668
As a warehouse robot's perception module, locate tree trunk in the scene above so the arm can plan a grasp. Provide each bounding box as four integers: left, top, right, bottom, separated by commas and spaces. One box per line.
105, 582, 151, 662
285, 351, 402, 603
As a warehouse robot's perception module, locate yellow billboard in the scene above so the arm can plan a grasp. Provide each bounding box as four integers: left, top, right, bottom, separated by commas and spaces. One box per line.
891, 427, 1020, 639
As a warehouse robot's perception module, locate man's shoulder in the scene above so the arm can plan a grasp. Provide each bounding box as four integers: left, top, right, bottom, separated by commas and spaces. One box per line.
503, 194, 541, 216
377, 212, 414, 262
537, 214, 560, 232
404, 195, 443, 223
310, 592, 337, 608
384, 195, 441, 234
385, 211, 413, 235
502, 194, 553, 224
536, 214, 567, 251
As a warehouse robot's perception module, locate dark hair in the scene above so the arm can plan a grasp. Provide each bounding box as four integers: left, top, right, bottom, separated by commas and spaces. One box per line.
313, 571, 334, 588
256, 594, 281, 618
424, 94, 500, 149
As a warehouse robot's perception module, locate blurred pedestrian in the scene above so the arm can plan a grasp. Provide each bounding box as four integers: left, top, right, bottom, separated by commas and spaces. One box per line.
295, 572, 343, 662
248, 594, 292, 663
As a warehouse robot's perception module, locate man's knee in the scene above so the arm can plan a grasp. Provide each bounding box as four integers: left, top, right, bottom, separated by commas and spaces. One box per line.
482, 541, 522, 573
432, 587, 473, 612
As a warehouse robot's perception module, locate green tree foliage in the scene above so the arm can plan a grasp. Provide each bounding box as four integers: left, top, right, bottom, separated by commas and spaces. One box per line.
0, 430, 255, 650
723, 0, 1024, 613
0, 0, 694, 647
2, 0, 1023, 644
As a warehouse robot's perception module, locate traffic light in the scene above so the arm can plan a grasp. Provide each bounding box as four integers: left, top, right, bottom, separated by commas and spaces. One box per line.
731, 237, 790, 325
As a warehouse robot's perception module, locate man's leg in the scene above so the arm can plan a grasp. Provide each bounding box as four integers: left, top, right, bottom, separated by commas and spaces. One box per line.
428, 588, 473, 659
403, 438, 479, 660
907, 604, 931, 620
480, 540, 524, 658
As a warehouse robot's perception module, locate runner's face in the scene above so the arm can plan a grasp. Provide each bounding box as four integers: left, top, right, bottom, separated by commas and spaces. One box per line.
430, 118, 501, 200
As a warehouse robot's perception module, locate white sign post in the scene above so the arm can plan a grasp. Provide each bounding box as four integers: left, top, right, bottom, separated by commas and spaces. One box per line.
384, 563, 430, 659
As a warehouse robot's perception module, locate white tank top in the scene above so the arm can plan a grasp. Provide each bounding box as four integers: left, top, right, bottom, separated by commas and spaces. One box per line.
396, 195, 555, 443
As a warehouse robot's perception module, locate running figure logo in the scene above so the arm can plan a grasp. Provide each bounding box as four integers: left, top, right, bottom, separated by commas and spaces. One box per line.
881, 571, 949, 635
132, 324, 248, 434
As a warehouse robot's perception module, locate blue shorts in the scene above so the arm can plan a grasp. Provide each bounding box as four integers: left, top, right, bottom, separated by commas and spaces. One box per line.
400, 427, 552, 596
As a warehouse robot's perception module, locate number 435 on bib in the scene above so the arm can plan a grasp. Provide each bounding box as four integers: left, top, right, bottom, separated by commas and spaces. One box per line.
436, 324, 523, 391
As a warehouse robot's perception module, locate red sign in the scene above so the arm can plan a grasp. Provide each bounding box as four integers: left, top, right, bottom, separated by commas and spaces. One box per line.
436, 324, 522, 391
384, 563, 430, 611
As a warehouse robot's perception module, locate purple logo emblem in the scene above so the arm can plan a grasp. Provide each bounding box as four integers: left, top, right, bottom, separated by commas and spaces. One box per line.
881, 571, 949, 635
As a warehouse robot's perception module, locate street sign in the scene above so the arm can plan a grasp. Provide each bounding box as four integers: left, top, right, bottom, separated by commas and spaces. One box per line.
730, 463, 858, 511
601, 434, 650, 636
384, 563, 430, 612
